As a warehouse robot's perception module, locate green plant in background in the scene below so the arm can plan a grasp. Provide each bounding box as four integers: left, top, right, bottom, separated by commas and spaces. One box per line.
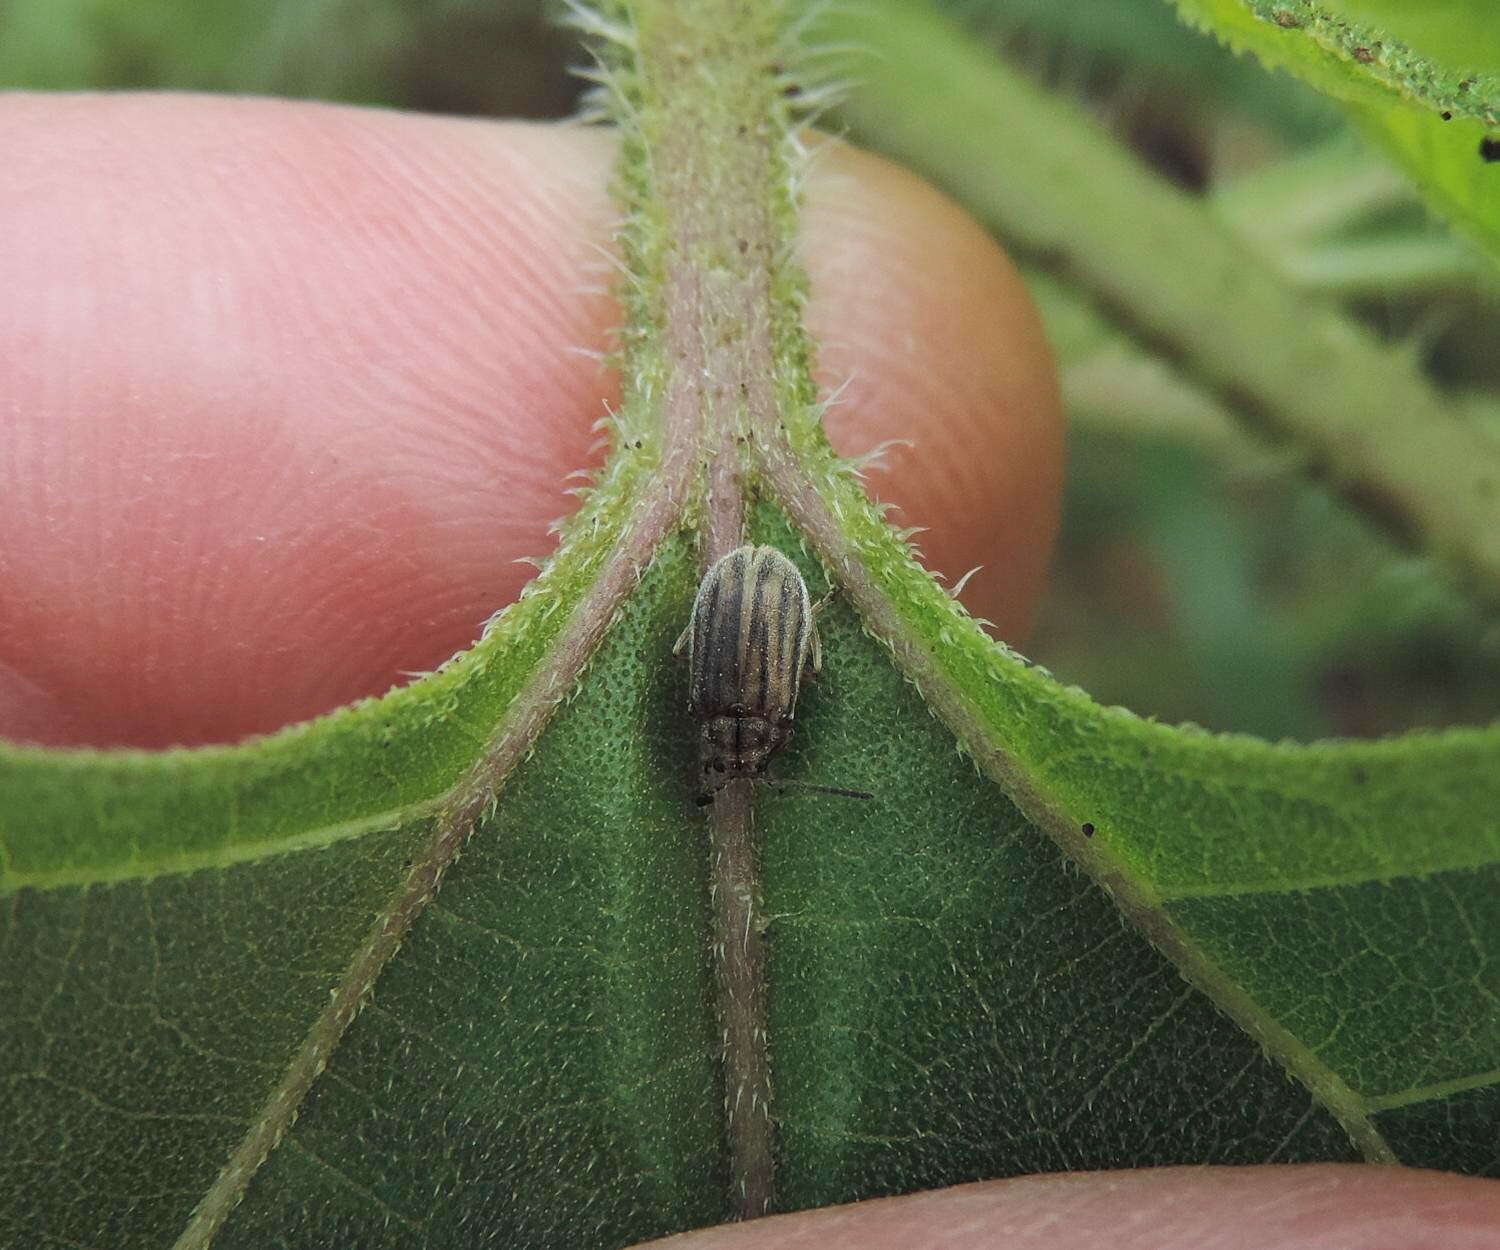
2, 1, 1498, 1247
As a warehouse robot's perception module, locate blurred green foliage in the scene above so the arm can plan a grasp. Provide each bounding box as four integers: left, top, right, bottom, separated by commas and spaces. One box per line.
0, 0, 580, 116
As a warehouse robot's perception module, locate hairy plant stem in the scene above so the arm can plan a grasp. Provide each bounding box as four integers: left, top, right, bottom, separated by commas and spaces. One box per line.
622, 0, 798, 1219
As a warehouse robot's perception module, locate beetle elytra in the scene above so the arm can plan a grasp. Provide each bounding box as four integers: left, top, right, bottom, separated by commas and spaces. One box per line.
675, 544, 872, 805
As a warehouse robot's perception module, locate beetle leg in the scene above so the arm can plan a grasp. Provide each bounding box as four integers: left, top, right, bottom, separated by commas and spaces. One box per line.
672, 621, 691, 656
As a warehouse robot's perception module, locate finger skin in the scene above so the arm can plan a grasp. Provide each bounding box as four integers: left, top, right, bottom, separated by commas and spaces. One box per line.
633, 1166, 1500, 1250
0, 94, 1060, 748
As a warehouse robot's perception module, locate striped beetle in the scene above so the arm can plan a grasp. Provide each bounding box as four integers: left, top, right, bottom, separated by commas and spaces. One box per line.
675, 544, 872, 805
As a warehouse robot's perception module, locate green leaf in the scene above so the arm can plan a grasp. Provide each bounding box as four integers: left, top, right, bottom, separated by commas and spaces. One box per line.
3, 1, 1499, 1247
1165, 0, 1500, 268
1321, 1, 1500, 69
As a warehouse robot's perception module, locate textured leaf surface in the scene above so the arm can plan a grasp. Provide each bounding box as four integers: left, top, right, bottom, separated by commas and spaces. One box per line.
1168, 0, 1500, 267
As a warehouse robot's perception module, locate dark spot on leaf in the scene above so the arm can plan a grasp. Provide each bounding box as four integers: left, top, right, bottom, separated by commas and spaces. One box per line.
1352, 46, 1375, 63
1272, 10, 1299, 27
1441, 111, 1453, 121
1081, 822, 1096, 837
1481, 137, 1500, 163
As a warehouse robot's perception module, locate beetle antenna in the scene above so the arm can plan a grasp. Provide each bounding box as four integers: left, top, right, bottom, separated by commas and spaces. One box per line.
763, 779, 874, 801
697, 778, 874, 805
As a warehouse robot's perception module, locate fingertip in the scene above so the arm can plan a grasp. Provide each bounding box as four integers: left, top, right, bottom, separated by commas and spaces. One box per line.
634, 1165, 1500, 1250
0, 96, 622, 747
